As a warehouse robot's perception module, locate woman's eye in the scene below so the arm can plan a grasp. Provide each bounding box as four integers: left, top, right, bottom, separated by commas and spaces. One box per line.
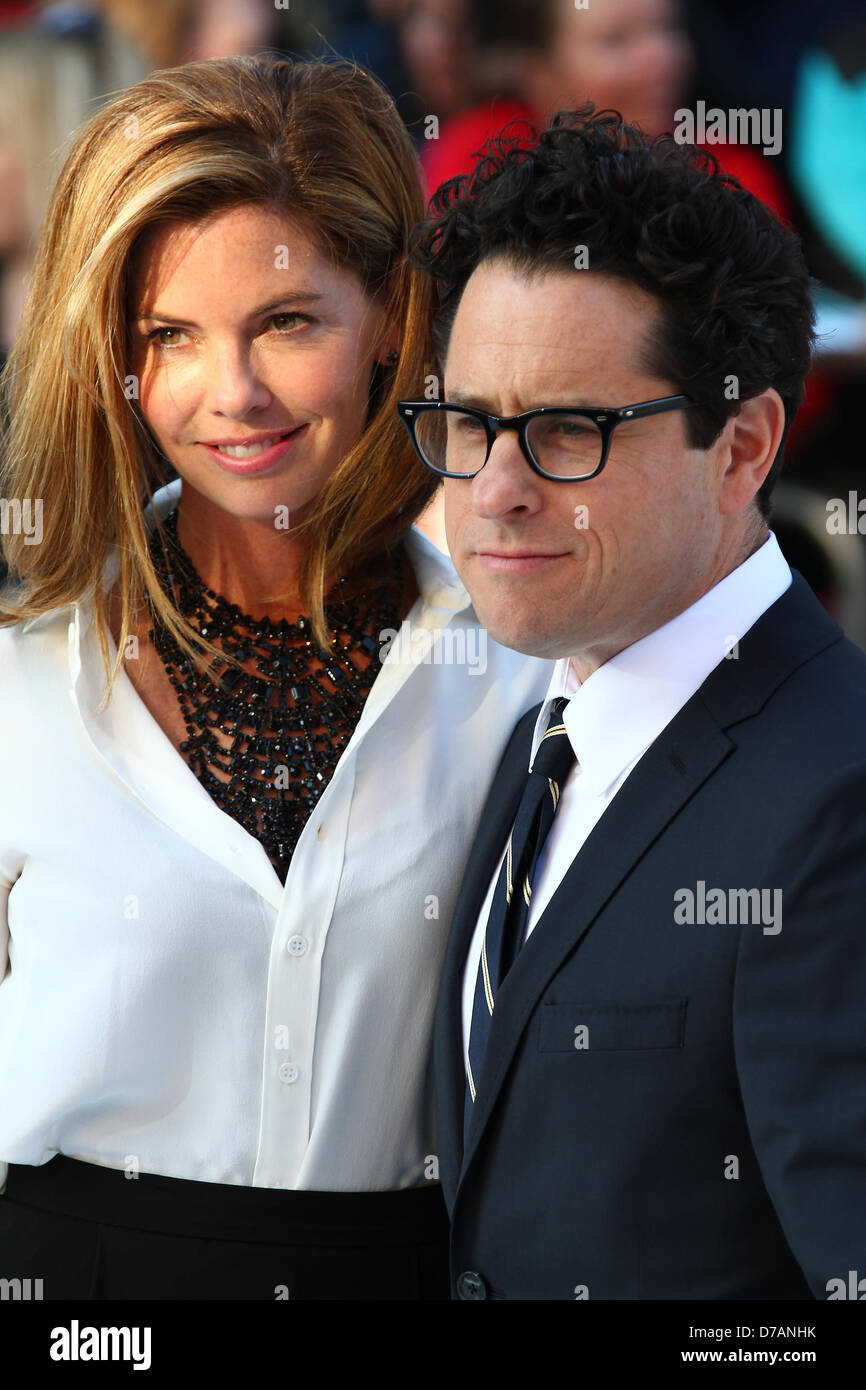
271, 313, 306, 332
144, 314, 308, 346
148, 326, 185, 347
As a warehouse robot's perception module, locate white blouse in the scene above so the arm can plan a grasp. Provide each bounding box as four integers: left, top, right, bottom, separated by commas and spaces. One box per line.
0, 480, 551, 1193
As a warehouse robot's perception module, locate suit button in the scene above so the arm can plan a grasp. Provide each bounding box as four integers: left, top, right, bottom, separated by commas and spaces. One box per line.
456, 1270, 487, 1300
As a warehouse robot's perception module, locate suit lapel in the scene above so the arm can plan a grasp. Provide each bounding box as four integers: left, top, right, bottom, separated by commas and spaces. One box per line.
434, 707, 539, 1199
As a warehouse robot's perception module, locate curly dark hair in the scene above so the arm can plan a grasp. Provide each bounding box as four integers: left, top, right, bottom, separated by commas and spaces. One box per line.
410, 106, 816, 520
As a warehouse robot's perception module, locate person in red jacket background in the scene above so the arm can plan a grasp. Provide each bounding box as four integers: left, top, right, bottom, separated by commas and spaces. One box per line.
420, 0, 789, 217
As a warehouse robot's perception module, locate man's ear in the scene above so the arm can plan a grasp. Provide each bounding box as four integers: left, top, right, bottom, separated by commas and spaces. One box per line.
718, 388, 786, 516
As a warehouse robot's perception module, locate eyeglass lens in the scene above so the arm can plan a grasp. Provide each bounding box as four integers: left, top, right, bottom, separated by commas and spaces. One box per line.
414, 408, 604, 478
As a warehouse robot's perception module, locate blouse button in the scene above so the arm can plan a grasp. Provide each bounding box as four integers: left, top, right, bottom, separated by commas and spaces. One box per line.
287, 935, 308, 957
278, 1062, 299, 1085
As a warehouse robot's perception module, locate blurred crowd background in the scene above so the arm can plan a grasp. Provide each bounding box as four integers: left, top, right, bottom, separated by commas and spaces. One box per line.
1, 0, 865, 645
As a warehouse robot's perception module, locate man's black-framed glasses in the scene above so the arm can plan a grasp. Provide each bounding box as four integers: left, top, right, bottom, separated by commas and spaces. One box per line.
396, 395, 698, 482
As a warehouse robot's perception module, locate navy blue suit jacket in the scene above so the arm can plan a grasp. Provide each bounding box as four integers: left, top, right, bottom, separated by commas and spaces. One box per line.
433, 574, 866, 1299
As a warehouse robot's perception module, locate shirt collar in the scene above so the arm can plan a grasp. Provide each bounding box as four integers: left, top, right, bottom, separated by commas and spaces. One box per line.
144, 477, 183, 530
19, 609, 62, 634
403, 523, 471, 614
529, 531, 792, 792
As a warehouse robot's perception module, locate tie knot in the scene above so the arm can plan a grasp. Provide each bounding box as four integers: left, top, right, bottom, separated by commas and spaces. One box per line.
530, 696, 576, 786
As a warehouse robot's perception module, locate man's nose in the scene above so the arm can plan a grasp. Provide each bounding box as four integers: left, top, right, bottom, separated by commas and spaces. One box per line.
469, 427, 544, 519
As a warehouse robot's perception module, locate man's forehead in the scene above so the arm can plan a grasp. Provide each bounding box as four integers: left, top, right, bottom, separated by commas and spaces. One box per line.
445, 264, 661, 390
444, 265, 667, 405
450, 261, 659, 335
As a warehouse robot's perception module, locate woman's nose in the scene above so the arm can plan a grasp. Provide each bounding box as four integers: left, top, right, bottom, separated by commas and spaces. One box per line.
205, 343, 272, 416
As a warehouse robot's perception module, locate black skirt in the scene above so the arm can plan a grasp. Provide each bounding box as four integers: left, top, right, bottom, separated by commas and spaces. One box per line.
0, 1155, 450, 1300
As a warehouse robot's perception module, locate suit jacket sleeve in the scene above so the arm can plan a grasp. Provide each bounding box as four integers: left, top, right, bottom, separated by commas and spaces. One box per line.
733, 761, 866, 1297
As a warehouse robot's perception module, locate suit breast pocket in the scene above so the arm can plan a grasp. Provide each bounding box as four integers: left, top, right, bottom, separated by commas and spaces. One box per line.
538, 999, 688, 1052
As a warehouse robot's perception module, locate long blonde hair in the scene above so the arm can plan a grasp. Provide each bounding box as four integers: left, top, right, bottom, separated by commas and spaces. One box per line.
0, 55, 437, 697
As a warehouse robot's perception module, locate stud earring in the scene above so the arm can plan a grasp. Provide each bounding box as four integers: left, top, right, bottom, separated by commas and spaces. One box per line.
385, 349, 399, 366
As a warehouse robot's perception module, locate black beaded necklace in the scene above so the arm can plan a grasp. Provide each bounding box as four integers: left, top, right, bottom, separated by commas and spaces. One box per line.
145, 508, 405, 883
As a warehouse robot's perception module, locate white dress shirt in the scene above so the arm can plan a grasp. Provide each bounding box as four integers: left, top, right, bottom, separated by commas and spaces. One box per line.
0, 479, 552, 1194
462, 533, 793, 1069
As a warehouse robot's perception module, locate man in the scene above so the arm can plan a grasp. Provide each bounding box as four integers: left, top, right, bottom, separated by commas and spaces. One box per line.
400, 107, 866, 1299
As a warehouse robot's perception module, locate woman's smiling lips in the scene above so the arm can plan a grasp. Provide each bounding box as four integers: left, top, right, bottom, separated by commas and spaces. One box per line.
199, 425, 308, 475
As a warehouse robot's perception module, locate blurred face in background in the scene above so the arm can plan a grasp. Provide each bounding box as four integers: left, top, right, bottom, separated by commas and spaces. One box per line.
527, 0, 693, 136
183, 0, 277, 63
400, 0, 475, 118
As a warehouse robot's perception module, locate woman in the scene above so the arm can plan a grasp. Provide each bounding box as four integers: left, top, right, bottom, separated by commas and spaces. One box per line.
0, 55, 550, 1299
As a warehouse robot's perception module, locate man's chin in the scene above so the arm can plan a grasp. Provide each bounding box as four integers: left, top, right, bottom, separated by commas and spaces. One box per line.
476, 610, 574, 661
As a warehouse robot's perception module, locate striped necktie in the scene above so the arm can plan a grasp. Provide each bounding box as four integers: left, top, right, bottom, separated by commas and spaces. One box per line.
465, 697, 576, 1141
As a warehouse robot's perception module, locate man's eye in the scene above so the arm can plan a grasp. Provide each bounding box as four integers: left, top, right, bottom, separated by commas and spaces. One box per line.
535, 418, 592, 440
556, 420, 594, 436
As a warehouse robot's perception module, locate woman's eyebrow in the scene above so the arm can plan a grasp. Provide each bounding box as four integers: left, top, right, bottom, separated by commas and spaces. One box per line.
132, 291, 326, 328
